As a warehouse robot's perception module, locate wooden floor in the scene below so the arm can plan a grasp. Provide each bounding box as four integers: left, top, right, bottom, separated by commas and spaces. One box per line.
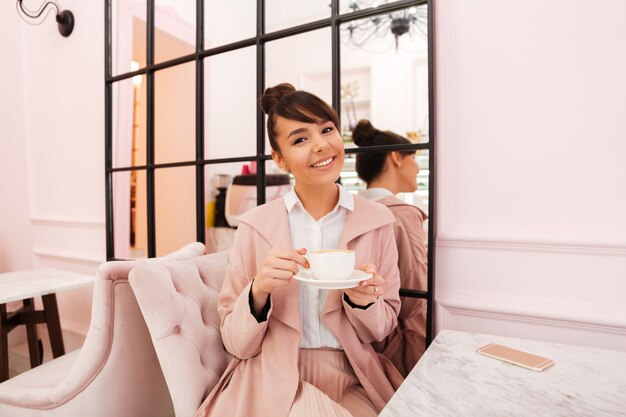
7, 325, 85, 378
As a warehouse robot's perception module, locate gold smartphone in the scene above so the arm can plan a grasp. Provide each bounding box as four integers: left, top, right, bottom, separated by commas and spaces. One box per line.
476, 343, 555, 372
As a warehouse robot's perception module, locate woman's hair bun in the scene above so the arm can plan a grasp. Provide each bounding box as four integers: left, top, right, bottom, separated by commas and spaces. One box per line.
352, 119, 379, 147
259, 83, 296, 115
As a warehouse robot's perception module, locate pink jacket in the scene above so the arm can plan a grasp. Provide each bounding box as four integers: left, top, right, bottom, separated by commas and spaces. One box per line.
371, 195, 428, 376
195, 196, 403, 417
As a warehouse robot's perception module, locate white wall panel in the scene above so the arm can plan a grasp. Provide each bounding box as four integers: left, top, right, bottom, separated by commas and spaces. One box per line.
434, 0, 626, 351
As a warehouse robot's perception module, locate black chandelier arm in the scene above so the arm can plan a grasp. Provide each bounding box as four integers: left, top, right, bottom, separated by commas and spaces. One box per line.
342, 2, 427, 52
16, 0, 60, 21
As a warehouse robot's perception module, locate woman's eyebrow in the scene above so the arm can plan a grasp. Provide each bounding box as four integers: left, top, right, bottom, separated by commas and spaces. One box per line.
287, 127, 308, 139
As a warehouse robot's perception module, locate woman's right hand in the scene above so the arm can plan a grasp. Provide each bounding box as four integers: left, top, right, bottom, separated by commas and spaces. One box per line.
251, 248, 309, 311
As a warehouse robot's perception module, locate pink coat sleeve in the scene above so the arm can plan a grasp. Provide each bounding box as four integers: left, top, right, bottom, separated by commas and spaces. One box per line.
343, 223, 401, 344
218, 223, 273, 359
392, 205, 428, 317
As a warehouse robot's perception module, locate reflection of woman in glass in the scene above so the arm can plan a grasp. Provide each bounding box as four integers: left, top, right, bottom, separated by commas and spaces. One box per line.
353, 119, 428, 377
195, 85, 402, 417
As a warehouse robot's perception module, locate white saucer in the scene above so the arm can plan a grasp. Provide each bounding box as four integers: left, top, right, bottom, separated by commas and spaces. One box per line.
293, 269, 373, 289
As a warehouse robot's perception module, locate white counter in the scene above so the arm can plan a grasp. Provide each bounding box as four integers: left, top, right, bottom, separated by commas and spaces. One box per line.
380, 329, 626, 417
0, 268, 94, 304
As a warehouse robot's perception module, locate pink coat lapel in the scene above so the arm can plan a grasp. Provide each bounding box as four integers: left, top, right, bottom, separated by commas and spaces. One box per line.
238, 198, 302, 334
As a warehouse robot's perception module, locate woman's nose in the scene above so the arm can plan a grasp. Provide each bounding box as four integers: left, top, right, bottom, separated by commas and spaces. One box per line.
312, 135, 330, 153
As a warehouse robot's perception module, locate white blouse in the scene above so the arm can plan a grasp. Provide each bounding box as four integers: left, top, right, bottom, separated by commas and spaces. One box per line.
358, 187, 394, 201
284, 185, 354, 349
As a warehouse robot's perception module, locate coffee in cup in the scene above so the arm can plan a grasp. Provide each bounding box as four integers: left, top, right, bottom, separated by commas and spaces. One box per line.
304, 249, 355, 281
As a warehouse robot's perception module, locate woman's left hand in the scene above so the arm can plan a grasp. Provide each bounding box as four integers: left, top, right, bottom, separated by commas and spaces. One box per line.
343, 264, 385, 307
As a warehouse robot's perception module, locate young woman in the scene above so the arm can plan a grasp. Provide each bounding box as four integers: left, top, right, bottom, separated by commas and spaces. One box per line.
194, 84, 403, 417
352, 119, 428, 377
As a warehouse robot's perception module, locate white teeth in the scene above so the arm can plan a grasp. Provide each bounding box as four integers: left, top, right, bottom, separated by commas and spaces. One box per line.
312, 157, 333, 168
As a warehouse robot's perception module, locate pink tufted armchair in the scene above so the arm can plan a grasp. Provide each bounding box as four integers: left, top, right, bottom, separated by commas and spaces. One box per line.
0, 242, 207, 417
129, 251, 231, 417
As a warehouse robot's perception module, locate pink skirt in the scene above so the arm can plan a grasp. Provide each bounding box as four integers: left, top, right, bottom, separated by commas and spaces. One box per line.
288, 349, 378, 417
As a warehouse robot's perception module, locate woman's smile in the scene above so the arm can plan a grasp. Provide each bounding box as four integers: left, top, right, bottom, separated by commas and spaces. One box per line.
310, 156, 335, 169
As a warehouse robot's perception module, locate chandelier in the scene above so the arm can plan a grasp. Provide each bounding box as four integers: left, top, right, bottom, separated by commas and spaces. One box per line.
343, 1, 427, 51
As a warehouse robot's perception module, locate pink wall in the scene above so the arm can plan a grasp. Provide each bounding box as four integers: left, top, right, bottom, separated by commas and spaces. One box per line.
0, 1, 33, 273
0, 0, 33, 350
434, 0, 626, 350
1, 0, 105, 340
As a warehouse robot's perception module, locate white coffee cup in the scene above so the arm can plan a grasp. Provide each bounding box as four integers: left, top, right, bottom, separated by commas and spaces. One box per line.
303, 249, 355, 281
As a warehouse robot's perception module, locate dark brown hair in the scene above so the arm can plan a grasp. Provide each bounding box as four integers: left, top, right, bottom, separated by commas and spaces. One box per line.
259, 83, 340, 153
352, 119, 413, 183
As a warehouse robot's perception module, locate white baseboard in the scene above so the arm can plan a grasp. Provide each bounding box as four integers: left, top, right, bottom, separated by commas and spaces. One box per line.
30, 217, 104, 229
32, 248, 103, 267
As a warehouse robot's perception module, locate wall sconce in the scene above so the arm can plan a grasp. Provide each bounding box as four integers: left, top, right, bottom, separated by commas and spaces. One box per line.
16, 0, 74, 37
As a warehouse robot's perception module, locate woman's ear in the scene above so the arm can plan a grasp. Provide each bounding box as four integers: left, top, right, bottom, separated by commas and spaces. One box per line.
389, 151, 403, 168
272, 150, 289, 172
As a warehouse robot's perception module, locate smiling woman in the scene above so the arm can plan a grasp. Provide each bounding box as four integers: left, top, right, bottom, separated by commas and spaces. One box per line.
190, 82, 404, 417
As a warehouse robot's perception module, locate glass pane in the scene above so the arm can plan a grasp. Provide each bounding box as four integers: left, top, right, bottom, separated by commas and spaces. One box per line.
155, 167, 197, 256
265, 28, 332, 152
111, 0, 146, 76
339, 0, 410, 15
204, 47, 257, 159
155, 0, 196, 63
112, 75, 147, 169
155, 62, 196, 164
203, 161, 293, 253
266, 0, 330, 33
113, 170, 148, 260
204, 162, 246, 253
341, 4, 429, 142
205, 0, 256, 49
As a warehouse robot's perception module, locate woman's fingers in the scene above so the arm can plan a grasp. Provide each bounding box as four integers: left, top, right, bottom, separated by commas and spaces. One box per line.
356, 263, 376, 274
256, 248, 311, 294
261, 267, 294, 280
343, 262, 386, 306
269, 248, 309, 269
359, 273, 385, 288
293, 248, 309, 268
267, 257, 300, 274
267, 276, 292, 287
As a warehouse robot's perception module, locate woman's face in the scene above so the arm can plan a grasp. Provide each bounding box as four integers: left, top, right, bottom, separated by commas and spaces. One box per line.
398, 153, 420, 193
272, 115, 345, 187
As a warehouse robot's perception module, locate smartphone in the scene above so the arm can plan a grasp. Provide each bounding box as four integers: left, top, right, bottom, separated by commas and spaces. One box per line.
476, 343, 555, 372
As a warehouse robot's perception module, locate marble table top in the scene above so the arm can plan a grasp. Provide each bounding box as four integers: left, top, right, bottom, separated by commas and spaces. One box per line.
380, 329, 626, 417
0, 268, 95, 304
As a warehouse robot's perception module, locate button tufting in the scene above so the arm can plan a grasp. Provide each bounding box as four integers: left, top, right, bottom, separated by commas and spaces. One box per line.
172, 325, 181, 334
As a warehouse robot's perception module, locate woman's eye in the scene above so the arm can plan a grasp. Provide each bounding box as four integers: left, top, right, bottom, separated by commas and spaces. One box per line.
322, 126, 334, 134
294, 137, 307, 144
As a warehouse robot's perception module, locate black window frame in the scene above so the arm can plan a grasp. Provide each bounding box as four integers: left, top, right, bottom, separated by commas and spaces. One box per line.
105, 0, 436, 345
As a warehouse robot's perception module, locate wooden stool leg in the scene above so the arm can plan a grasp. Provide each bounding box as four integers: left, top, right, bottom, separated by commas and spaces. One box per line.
23, 298, 42, 367
42, 294, 65, 358
0, 304, 9, 382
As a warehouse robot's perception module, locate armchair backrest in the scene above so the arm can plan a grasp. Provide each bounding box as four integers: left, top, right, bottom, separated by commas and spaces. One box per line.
129, 251, 231, 417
